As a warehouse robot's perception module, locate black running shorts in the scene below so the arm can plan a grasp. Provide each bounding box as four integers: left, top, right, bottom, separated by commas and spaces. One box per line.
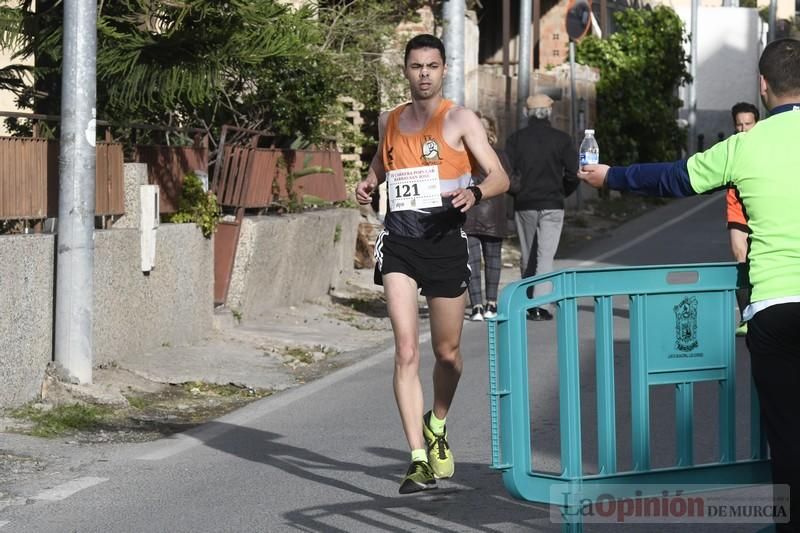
373, 229, 470, 298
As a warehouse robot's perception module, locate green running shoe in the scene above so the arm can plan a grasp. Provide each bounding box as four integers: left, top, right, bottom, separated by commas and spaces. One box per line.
423, 410, 454, 479
398, 460, 437, 494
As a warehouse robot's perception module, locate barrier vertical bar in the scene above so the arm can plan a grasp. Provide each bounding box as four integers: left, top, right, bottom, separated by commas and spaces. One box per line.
558, 273, 583, 478
630, 294, 651, 471
595, 295, 617, 474
676, 382, 694, 466
720, 289, 737, 463
488, 318, 502, 468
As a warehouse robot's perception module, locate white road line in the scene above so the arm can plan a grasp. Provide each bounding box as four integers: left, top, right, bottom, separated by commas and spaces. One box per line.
32, 477, 108, 501
576, 194, 721, 267
138, 334, 431, 461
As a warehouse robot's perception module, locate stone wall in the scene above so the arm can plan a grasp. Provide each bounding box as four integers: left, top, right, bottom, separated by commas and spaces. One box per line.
477, 64, 599, 151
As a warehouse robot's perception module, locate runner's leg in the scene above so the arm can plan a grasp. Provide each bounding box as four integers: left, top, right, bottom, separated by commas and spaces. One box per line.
383, 272, 425, 451
426, 292, 466, 419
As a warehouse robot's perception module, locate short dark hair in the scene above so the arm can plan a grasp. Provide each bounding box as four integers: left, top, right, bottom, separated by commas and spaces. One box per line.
759, 38, 800, 97
404, 34, 446, 66
731, 102, 760, 122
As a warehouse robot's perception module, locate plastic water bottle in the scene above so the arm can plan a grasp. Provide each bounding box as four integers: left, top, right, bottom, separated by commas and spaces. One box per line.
579, 129, 599, 166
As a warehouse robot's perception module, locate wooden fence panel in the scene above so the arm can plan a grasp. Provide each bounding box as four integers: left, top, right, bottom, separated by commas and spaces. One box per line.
0, 137, 123, 220
96, 142, 125, 216
134, 145, 209, 214
0, 137, 50, 219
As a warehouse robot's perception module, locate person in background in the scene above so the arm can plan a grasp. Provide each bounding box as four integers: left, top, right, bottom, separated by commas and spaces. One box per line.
505, 94, 579, 321
463, 115, 512, 321
727, 101, 760, 336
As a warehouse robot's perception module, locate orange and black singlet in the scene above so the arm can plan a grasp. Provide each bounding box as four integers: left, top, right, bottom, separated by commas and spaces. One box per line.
381, 99, 478, 238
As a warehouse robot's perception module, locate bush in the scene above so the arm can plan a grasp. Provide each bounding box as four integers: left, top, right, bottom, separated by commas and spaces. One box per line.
169, 172, 221, 238
577, 7, 691, 165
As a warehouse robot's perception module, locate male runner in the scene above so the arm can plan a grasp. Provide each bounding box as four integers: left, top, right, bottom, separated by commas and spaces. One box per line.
356, 34, 509, 494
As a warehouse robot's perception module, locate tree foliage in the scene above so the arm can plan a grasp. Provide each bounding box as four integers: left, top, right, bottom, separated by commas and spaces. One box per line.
576, 6, 691, 165
0, 0, 417, 156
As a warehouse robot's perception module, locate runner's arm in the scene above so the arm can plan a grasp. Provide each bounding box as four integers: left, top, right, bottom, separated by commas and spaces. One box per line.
356, 112, 389, 205
444, 108, 509, 212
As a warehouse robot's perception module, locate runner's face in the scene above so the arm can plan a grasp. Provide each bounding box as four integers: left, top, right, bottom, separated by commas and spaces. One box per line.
734, 112, 757, 132
404, 47, 446, 101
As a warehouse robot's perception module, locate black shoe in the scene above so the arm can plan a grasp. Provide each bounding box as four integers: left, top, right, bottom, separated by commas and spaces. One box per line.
527, 307, 553, 321
468, 305, 484, 322
398, 460, 437, 494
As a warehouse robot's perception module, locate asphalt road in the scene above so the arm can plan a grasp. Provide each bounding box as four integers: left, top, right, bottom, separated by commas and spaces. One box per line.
0, 192, 774, 532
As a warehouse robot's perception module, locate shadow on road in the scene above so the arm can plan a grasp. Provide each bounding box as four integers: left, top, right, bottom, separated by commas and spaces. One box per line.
194, 422, 551, 532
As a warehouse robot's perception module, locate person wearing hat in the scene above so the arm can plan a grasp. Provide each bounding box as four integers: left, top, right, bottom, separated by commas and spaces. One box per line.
504, 93, 579, 320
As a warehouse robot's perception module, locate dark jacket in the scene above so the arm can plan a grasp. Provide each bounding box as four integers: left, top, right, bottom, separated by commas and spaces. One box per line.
463, 148, 511, 239
504, 117, 579, 211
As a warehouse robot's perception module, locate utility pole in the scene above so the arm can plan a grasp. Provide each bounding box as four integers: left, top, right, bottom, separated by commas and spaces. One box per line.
687, 0, 698, 155
517, 0, 532, 129
442, 0, 465, 106
503, 0, 511, 124
54, 0, 97, 384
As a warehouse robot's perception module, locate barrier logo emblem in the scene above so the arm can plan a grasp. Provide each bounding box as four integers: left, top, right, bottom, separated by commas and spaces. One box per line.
674, 296, 699, 352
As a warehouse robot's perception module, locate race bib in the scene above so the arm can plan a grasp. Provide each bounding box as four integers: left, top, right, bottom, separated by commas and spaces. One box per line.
386, 165, 443, 211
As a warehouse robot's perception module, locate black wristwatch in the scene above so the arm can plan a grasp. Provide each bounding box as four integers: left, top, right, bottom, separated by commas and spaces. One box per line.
467, 185, 482, 205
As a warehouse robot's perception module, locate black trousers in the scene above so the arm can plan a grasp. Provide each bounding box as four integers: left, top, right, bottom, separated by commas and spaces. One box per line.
747, 302, 800, 532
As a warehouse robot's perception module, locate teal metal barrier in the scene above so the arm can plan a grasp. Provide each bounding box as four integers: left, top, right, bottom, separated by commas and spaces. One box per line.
487, 263, 771, 531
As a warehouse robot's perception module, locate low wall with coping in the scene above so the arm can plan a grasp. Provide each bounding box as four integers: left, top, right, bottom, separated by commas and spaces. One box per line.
0, 223, 213, 407
227, 208, 360, 319
93, 223, 214, 365
0, 207, 358, 407
0, 234, 54, 407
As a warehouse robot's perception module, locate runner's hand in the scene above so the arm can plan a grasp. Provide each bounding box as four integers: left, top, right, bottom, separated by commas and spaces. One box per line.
356, 180, 376, 205
443, 188, 478, 213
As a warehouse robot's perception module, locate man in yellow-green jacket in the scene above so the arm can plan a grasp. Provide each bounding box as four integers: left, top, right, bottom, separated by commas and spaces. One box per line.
579, 38, 800, 532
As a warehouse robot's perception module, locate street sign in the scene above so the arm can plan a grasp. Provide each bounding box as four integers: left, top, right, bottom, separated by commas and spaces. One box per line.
566, 0, 592, 41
